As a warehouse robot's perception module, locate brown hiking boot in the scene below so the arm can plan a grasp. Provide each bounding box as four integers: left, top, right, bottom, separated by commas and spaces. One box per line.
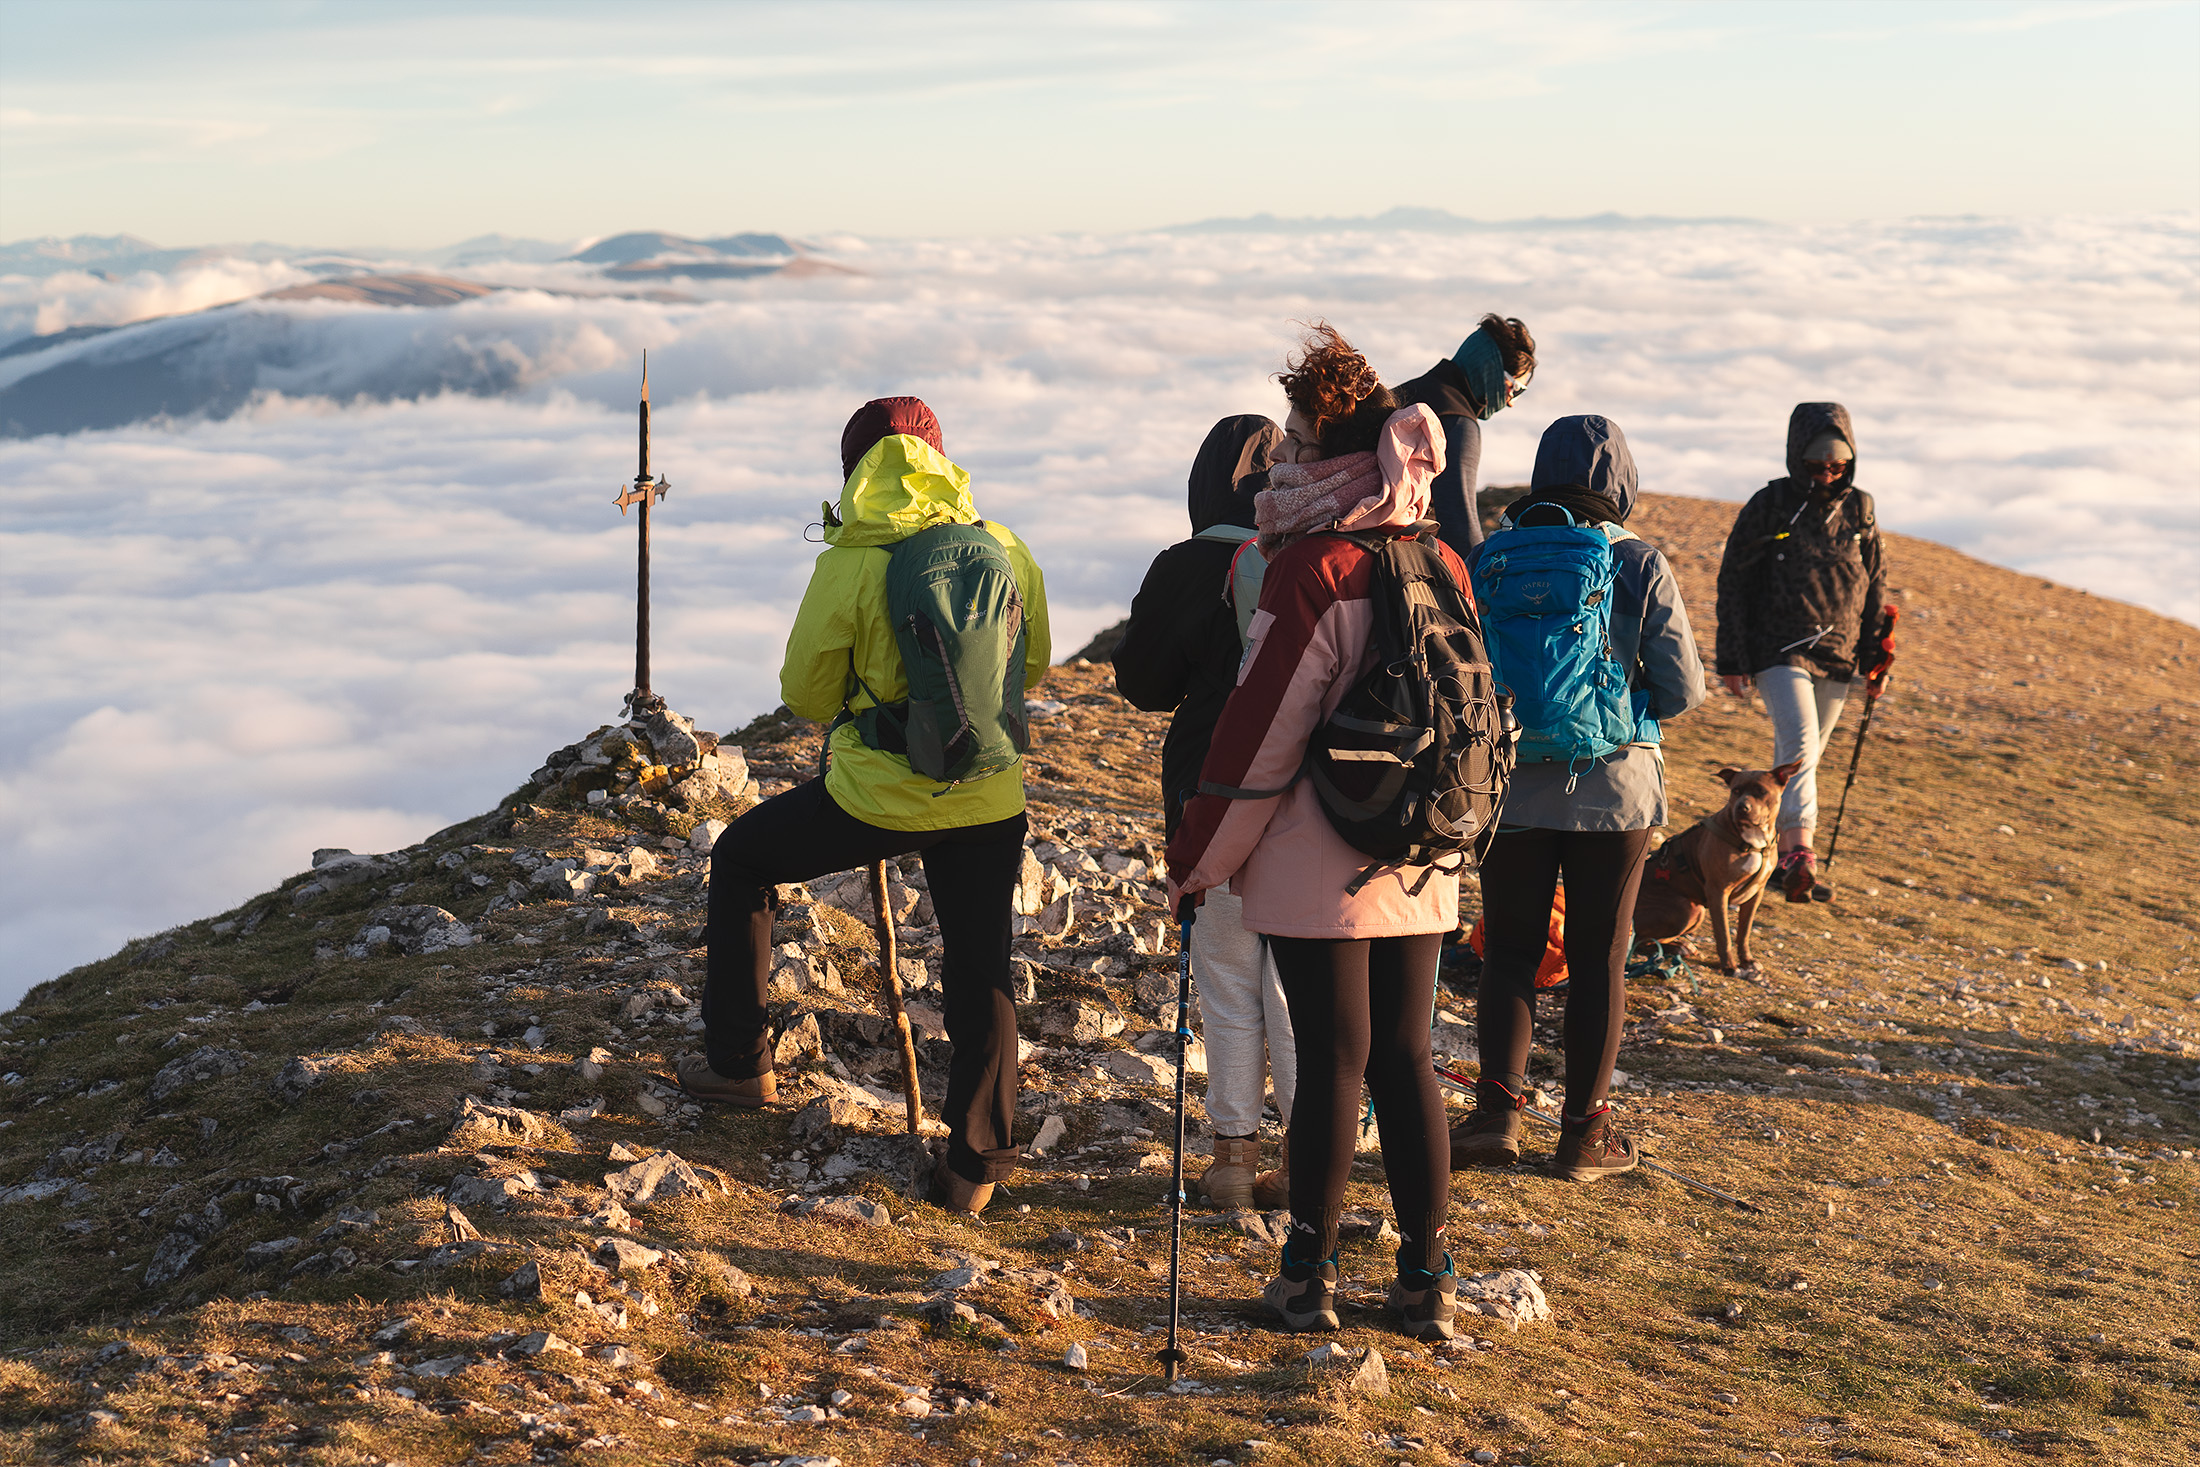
1261, 1259, 1340, 1332
1448, 1079, 1525, 1169
1553, 1108, 1639, 1182
1198, 1135, 1260, 1209
1250, 1133, 1289, 1211
676, 1053, 778, 1108
930, 1169, 994, 1217
1386, 1258, 1459, 1342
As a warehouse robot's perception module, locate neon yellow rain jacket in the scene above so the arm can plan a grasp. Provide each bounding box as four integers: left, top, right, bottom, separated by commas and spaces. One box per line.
780, 434, 1052, 830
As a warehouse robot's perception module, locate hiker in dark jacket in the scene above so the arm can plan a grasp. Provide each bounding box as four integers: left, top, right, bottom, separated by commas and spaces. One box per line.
1713, 403, 1890, 903
1391, 313, 1537, 560
1115, 414, 1296, 1211
1453, 415, 1704, 1184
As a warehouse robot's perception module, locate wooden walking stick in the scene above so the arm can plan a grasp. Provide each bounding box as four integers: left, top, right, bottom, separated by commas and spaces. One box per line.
869, 860, 924, 1133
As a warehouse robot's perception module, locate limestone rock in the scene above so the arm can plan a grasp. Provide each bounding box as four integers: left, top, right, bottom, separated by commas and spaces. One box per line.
798, 1195, 893, 1229
530, 862, 596, 899
149, 1046, 251, 1102
1028, 1000, 1125, 1045
1027, 1114, 1068, 1156
790, 1094, 870, 1145
507, 1329, 578, 1358
639, 708, 702, 768
353, 904, 474, 956
603, 1149, 718, 1206
1133, 1027, 1206, 1074
448, 1096, 562, 1149
1099, 1050, 1174, 1087
270, 1056, 327, 1104
595, 1237, 664, 1271
143, 1200, 229, 1287
772, 1011, 826, 1067
242, 1237, 300, 1269
688, 818, 728, 853
810, 1133, 938, 1198
446, 1173, 536, 1209
1457, 1268, 1552, 1330
499, 1260, 542, 1299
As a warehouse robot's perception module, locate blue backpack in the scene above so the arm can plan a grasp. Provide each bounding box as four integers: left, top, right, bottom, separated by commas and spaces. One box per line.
1469, 505, 1656, 785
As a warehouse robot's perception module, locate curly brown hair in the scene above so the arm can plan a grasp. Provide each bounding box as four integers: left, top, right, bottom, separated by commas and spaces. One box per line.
1477, 312, 1536, 379
1275, 322, 1398, 457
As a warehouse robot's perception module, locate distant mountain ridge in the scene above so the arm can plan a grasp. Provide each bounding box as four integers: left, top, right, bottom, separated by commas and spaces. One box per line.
1168, 206, 1761, 234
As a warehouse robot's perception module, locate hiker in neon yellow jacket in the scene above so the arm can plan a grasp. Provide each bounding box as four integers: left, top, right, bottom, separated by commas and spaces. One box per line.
781, 435, 1051, 829
682, 397, 1051, 1218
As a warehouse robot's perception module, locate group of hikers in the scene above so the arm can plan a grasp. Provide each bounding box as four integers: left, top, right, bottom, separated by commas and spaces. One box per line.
676, 317, 1893, 1343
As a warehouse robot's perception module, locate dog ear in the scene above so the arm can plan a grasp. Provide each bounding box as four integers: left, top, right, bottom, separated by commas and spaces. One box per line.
1714, 767, 1744, 786
1769, 760, 1805, 786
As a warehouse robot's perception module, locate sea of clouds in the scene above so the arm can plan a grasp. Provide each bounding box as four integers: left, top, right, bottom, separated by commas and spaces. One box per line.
2, 214, 2195, 1005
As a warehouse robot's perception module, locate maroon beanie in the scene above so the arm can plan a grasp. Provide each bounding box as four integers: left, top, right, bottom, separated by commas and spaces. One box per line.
840, 397, 943, 480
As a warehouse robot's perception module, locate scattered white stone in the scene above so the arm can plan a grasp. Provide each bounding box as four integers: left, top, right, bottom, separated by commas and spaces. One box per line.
1063, 1342, 1089, 1372
1456, 1269, 1552, 1330
507, 1330, 579, 1358
603, 1149, 718, 1205
1100, 1050, 1174, 1087
1028, 1114, 1068, 1156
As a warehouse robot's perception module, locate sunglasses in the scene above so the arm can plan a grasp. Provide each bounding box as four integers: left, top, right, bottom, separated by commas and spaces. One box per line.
1504, 370, 1531, 404
1803, 459, 1847, 474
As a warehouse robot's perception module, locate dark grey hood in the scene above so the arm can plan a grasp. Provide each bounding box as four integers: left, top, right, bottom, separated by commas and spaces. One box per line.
1527, 414, 1639, 523
1187, 414, 1282, 532
1785, 401, 1857, 496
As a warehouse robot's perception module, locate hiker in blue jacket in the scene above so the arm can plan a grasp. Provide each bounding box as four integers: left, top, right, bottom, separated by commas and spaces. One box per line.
1453, 415, 1704, 1182
1391, 314, 1538, 560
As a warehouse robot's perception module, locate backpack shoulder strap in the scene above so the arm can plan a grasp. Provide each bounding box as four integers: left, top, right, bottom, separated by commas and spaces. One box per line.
1193, 523, 1257, 545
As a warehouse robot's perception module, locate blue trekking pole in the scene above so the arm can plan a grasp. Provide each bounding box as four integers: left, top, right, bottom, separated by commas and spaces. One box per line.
1158, 897, 1198, 1382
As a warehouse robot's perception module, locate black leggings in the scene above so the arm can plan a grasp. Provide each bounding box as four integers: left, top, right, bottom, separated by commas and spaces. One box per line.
704, 776, 1027, 1185
1475, 826, 1653, 1116
1271, 933, 1448, 1274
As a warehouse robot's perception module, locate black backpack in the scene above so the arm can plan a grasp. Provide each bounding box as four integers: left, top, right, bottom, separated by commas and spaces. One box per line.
1306, 525, 1516, 893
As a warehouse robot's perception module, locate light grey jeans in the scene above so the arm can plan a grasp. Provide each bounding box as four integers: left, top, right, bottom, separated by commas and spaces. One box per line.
1756, 664, 1853, 833
1190, 886, 1297, 1136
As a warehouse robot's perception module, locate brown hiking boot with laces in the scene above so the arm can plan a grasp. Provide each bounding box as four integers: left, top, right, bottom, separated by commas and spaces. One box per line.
1448, 1078, 1526, 1169
1553, 1107, 1639, 1182
1250, 1132, 1289, 1211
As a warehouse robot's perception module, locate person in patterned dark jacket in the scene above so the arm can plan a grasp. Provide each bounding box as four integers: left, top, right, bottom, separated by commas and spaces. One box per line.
1713, 402, 1892, 902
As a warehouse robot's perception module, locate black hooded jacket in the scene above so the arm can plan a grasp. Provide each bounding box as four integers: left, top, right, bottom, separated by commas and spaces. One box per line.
1714, 403, 1888, 681
1114, 416, 1281, 837
1390, 357, 1486, 560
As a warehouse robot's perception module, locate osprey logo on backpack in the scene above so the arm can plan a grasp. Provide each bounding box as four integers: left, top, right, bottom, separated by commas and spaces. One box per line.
845, 523, 1029, 788
1470, 504, 1656, 788
1301, 524, 1516, 893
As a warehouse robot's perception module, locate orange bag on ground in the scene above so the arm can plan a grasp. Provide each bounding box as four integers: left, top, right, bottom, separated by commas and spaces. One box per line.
1466, 885, 1568, 989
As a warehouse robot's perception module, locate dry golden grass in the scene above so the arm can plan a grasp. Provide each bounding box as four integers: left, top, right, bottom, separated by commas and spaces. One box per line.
0, 493, 2193, 1466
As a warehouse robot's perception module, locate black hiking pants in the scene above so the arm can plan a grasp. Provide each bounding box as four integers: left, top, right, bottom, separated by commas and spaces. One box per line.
704, 776, 1027, 1185
1475, 826, 1654, 1116
1270, 933, 1449, 1275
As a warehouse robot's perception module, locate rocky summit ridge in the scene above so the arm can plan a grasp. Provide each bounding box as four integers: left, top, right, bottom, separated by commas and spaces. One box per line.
1, 492, 2196, 1466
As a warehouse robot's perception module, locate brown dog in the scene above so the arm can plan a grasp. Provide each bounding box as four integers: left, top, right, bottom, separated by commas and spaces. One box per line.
1633, 762, 1802, 975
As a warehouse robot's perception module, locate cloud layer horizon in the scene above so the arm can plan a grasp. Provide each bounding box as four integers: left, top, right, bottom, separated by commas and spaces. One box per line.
2, 214, 2196, 1007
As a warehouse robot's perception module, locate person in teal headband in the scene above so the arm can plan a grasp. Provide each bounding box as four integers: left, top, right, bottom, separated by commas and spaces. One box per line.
1392, 314, 1537, 558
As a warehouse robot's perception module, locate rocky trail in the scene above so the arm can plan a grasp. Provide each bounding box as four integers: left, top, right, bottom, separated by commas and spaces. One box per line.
2, 493, 2195, 1467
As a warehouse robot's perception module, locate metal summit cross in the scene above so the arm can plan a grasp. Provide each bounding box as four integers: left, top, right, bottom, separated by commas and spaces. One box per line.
613, 353, 670, 719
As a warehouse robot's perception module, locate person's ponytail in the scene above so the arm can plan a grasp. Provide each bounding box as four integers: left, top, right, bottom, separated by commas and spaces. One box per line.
1276, 322, 1397, 457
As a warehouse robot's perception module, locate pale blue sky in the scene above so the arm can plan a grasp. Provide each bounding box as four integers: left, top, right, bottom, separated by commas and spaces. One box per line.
2, 0, 2196, 246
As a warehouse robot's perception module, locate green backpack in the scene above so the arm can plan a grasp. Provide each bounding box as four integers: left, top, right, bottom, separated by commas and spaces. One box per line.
847, 522, 1030, 787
